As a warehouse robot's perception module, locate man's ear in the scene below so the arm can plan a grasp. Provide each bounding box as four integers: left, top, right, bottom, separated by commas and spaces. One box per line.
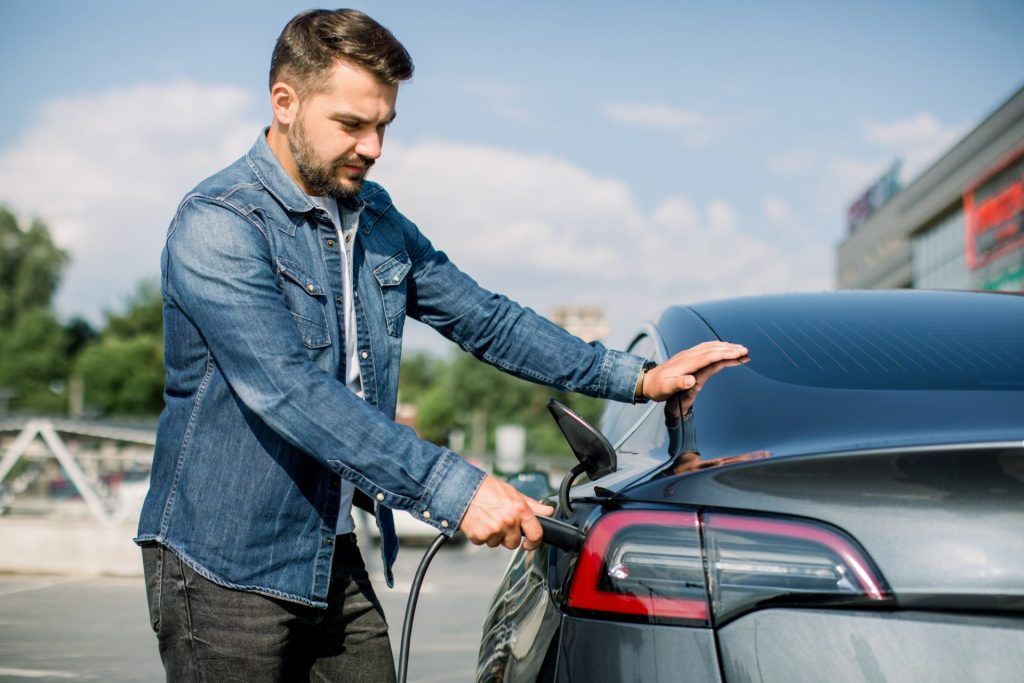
270, 82, 300, 126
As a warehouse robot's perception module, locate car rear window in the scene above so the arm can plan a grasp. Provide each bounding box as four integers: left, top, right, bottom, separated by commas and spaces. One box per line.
691, 292, 1024, 391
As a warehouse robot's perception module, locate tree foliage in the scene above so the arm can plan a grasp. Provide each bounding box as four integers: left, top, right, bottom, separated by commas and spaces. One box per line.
0, 207, 72, 413
74, 334, 164, 416
73, 281, 165, 417
0, 207, 165, 417
0, 206, 68, 328
0, 308, 70, 413
399, 350, 604, 458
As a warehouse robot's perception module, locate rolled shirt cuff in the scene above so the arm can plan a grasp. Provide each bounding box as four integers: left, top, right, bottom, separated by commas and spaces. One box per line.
603, 349, 650, 404
413, 448, 487, 535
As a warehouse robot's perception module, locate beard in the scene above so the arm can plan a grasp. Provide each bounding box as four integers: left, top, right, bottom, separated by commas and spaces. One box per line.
288, 114, 373, 206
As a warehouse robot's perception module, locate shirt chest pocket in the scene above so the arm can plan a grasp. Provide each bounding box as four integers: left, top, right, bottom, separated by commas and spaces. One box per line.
372, 250, 411, 337
275, 257, 331, 349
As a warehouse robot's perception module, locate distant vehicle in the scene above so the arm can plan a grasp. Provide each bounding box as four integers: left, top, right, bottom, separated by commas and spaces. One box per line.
504, 471, 555, 501
477, 290, 1024, 682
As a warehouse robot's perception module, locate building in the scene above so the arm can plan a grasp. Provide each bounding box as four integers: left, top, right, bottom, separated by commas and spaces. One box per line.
550, 306, 610, 343
838, 84, 1024, 292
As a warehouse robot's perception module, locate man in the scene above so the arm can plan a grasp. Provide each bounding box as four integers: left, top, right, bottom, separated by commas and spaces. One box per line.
135, 8, 747, 682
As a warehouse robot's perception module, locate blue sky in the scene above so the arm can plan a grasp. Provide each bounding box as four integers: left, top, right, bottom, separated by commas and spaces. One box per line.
2, 1, 1022, 351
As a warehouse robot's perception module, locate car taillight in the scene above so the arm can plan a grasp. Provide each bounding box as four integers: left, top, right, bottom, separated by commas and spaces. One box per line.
703, 513, 890, 624
566, 509, 890, 626
567, 510, 709, 626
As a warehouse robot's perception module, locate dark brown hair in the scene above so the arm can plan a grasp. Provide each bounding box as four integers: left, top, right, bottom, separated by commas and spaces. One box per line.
269, 9, 413, 96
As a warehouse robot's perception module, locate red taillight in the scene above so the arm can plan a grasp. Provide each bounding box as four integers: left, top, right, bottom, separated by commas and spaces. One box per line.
565, 509, 890, 626
566, 510, 709, 625
702, 513, 890, 624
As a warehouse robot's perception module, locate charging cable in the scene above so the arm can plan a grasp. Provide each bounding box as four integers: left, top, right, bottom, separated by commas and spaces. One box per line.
396, 517, 582, 683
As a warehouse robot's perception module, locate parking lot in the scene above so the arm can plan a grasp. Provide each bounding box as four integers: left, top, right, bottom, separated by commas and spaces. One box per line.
0, 541, 510, 682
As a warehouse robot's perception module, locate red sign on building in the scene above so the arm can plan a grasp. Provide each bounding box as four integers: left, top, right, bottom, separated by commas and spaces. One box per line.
964, 144, 1024, 270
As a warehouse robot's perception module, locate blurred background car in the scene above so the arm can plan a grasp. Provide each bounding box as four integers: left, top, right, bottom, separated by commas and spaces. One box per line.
477, 290, 1024, 683
503, 471, 556, 501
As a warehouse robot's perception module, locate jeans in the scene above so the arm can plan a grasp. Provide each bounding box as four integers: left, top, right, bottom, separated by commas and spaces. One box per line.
141, 536, 395, 682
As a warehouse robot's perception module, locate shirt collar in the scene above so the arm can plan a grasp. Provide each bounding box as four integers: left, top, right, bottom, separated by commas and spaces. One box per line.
245, 128, 367, 215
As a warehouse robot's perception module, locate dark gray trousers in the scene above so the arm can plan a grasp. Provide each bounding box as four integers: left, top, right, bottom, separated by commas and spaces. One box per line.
141, 535, 395, 682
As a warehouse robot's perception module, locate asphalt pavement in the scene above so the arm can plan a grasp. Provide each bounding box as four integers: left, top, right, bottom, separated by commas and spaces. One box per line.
0, 541, 511, 682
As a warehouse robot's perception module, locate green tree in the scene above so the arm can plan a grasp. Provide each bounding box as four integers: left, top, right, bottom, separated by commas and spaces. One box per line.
0, 206, 68, 328
74, 335, 164, 416
73, 281, 165, 417
0, 309, 70, 413
104, 280, 163, 339
397, 351, 445, 405
404, 350, 604, 461
0, 207, 71, 413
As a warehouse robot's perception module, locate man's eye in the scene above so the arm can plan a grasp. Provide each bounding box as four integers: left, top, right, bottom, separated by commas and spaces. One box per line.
340, 121, 360, 130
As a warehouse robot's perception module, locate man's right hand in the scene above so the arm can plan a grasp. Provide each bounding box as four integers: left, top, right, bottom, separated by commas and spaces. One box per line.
459, 475, 554, 551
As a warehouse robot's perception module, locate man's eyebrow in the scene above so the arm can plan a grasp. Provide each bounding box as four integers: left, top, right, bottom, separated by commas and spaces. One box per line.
328, 111, 398, 125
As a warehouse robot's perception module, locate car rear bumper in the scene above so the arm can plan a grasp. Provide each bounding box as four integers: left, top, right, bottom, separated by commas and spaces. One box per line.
555, 616, 721, 682
552, 609, 1024, 682
718, 608, 1024, 682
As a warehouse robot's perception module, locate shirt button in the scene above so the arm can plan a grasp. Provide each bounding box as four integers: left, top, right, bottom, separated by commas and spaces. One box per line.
306, 283, 315, 293
335, 296, 342, 304
392, 274, 401, 282
345, 234, 353, 243
376, 492, 385, 502
325, 536, 334, 545
440, 520, 449, 529
361, 351, 369, 360
326, 239, 335, 247
422, 510, 431, 520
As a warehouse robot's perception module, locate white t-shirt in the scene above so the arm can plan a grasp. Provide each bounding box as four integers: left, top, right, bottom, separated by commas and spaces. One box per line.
309, 195, 363, 535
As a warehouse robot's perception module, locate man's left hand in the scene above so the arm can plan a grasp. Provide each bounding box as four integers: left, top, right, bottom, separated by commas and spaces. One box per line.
643, 341, 748, 402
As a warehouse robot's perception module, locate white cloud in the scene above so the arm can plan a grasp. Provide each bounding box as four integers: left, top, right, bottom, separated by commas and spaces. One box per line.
603, 101, 714, 146
864, 112, 954, 146
639, 195, 830, 311
768, 150, 816, 176
863, 111, 967, 178
762, 197, 793, 226
604, 102, 709, 129
463, 81, 536, 123
0, 81, 832, 351
0, 80, 261, 321
376, 143, 831, 347
776, 112, 968, 233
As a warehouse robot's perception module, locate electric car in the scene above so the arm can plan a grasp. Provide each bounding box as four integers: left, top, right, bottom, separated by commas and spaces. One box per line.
476, 290, 1024, 682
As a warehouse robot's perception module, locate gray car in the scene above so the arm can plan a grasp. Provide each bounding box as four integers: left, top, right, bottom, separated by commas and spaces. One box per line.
477, 290, 1024, 682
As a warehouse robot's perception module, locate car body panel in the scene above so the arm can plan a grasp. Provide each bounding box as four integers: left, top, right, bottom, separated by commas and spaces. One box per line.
477, 291, 1024, 682
718, 608, 1024, 682
478, 542, 558, 682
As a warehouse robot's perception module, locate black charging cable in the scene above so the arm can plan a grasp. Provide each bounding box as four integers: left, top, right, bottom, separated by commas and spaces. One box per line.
396, 517, 582, 683
397, 531, 448, 683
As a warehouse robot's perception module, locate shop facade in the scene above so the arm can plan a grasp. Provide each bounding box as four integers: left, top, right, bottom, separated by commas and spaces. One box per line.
838, 85, 1024, 293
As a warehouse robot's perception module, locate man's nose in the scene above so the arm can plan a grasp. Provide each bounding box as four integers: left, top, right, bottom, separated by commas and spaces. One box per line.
355, 130, 383, 160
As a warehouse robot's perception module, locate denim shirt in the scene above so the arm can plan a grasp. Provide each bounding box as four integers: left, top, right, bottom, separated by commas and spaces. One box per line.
135, 130, 646, 608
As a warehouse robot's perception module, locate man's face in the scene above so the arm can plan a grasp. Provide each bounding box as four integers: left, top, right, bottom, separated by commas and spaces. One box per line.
287, 60, 398, 202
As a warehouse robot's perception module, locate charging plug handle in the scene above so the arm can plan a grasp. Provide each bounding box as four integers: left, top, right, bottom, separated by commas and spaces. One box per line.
538, 516, 584, 552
